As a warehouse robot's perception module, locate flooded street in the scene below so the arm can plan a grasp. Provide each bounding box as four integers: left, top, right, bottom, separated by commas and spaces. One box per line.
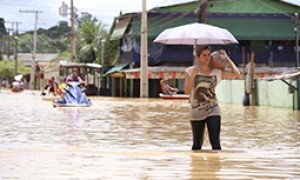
0, 89, 300, 179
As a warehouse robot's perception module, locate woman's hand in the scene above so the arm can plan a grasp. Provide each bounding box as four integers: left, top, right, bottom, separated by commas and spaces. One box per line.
219, 49, 229, 60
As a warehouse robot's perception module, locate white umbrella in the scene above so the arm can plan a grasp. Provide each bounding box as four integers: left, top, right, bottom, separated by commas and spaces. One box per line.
153, 22, 238, 45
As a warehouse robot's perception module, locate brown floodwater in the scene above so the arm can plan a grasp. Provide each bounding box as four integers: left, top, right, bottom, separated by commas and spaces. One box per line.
0, 89, 300, 179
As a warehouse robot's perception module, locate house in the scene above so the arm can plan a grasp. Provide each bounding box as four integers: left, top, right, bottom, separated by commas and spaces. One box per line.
17, 53, 59, 89
108, 0, 300, 98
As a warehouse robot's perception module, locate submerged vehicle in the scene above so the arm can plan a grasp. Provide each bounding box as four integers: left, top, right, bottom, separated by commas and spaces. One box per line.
53, 82, 92, 107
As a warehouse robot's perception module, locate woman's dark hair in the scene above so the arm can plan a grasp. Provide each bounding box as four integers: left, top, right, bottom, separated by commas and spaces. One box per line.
194, 45, 211, 57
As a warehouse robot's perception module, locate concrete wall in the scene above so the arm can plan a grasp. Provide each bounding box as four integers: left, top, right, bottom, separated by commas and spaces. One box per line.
216, 79, 298, 109
216, 80, 245, 105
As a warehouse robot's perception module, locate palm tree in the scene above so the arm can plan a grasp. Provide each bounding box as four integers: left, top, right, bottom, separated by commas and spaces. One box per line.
77, 16, 107, 64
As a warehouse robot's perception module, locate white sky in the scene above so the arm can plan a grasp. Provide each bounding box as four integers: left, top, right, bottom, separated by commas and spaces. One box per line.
0, 0, 299, 33
0, 0, 194, 33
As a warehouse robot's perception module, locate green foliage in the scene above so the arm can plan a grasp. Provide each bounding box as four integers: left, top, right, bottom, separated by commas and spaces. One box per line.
18, 21, 71, 53
0, 18, 7, 38
94, 20, 119, 66
1, 13, 119, 66
77, 14, 107, 64
18, 33, 34, 53
79, 44, 96, 63
0, 59, 30, 80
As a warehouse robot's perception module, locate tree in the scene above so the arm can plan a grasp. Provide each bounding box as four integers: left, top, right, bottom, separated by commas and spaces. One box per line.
0, 59, 30, 81
0, 18, 8, 60
101, 20, 119, 66
77, 15, 107, 63
77, 13, 119, 65
0, 18, 7, 38
18, 21, 71, 54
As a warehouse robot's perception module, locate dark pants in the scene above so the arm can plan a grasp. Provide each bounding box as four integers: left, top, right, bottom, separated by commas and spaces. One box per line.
190, 116, 221, 150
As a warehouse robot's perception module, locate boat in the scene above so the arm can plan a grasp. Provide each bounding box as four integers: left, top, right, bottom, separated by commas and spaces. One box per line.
11, 74, 24, 93
11, 87, 24, 93
159, 93, 189, 100
53, 82, 92, 107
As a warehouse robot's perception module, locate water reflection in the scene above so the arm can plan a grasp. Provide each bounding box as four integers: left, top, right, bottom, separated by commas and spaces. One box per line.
0, 90, 300, 179
189, 152, 221, 179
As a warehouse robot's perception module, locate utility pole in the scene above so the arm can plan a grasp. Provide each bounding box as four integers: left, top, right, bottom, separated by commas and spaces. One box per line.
5, 23, 12, 57
294, 13, 299, 67
194, 0, 209, 65
101, 39, 106, 89
7, 21, 22, 75
140, 0, 148, 98
59, 1, 75, 62
198, 0, 208, 23
5, 21, 21, 59
20, 10, 42, 90
70, 0, 76, 62
15, 22, 20, 75
14, 22, 21, 75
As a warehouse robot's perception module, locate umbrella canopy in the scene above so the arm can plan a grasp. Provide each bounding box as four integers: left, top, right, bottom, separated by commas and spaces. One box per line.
153, 23, 238, 45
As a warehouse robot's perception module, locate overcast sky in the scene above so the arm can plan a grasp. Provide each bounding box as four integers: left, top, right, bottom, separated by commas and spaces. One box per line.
0, 0, 194, 33
0, 0, 299, 33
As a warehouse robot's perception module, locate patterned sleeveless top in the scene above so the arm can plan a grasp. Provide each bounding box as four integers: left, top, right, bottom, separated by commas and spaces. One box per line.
185, 66, 222, 121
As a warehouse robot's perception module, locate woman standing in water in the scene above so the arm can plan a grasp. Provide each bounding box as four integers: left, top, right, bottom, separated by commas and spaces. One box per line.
184, 45, 240, 150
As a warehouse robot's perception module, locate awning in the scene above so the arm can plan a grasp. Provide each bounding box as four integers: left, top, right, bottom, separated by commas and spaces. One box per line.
110, 17, 132, 40
121, 66, 187, 79
105, 63, 129, 75
59, 62, 101, 69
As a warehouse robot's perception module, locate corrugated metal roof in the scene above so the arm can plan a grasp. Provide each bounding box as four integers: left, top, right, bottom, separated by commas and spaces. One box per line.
209, 17, 295, 40
17, 53, 58, 62
104, 63, 129, 75
156, 0, 300, 14
110, 16, 132, 40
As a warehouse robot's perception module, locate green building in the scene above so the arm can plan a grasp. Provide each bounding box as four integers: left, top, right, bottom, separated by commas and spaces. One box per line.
106, 0, 300, 109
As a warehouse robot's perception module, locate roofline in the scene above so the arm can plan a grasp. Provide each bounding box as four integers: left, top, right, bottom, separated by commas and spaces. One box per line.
280, 0, 300, 7
151, 0, 198, 11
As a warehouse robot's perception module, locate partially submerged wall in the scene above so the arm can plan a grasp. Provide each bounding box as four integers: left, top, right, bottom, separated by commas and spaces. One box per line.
216, 79, 298, 109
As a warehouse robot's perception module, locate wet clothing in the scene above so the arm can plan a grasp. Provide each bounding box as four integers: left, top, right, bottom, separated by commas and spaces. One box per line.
185, 67, 222, 121
66, 75, 82, 82
59, 83, 67, 95
185, 66, 222, 150
44, 82, 58, 93
191, 116, 221, 150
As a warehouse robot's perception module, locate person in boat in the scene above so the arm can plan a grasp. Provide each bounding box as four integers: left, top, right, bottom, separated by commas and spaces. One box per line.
54, 70, 90, 106
184, 45, 240, 150
12, 74, 24, 92
42, 77, 58, 96
66, 69, 85, 84
160, 78, 179, 95
59, 78, 67, 96
66, 69, 87, 92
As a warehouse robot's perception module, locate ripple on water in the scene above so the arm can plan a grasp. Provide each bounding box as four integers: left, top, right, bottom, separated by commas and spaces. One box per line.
0, 90, 300, 179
